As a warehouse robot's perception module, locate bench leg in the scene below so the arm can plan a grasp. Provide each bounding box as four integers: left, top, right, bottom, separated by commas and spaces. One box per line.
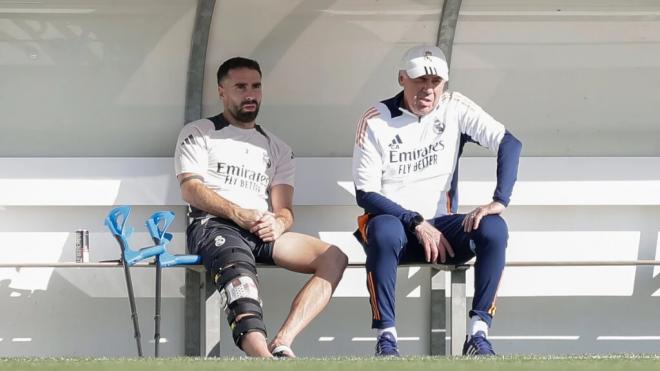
184, 268, 204, 356
204, 271, 222, 356
430, 267, 447, 355
450, 268, 467, 356
185, 268, 222, 356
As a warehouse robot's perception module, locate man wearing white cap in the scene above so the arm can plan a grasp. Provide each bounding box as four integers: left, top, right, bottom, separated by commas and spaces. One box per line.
352, 45, 522, 356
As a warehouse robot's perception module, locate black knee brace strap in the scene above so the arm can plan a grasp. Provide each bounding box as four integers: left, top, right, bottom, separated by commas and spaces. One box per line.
216, 262, 258, 288
212, 247, 259, 288
226, 297, 263, 327
232, 314, 267, 349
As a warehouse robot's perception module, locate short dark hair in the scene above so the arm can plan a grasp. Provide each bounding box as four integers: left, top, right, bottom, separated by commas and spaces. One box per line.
216, 57, 262, 85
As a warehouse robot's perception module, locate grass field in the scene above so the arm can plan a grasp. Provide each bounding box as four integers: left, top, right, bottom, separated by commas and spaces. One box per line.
1, 356, 659, 371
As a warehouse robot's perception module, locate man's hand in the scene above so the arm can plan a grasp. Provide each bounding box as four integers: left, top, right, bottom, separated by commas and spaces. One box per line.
249, 212, 286, 242
415, 221, 454, 263
231, 208, 265, 231
462, 201, 506, 233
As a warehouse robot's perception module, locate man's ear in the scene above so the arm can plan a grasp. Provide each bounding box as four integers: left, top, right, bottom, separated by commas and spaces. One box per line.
218, 85, 224, 99
398, 71, 405, 86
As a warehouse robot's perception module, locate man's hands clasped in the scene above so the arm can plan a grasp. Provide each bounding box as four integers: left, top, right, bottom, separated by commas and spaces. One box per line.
231, 208, 286, 242
249, 212, 286, 242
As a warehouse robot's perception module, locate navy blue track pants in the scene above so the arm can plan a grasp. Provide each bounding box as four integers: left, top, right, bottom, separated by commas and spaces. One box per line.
364, 213, 508, 329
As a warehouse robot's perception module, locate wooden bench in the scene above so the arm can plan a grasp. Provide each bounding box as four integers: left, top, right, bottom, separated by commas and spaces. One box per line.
1, 157, 659, 357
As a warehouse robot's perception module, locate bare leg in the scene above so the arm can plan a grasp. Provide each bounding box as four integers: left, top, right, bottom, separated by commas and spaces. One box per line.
268, 232, 348, 355
239, 330, 273, 357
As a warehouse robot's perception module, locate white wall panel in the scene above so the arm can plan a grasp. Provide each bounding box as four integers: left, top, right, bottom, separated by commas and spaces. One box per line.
454, 0, 660, 156
199, 1, 660, 158
0, 0, 196, 156
204, 0, 442, 157
470, 231, 641, 297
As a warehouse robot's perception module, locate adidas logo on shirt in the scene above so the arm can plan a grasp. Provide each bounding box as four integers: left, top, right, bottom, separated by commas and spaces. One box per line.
388, 134, 403, 149
180, 134, 197, 147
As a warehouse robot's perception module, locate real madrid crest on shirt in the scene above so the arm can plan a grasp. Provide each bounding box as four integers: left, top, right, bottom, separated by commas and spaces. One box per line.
263, 152, 271, 169
433, 118, 445, 135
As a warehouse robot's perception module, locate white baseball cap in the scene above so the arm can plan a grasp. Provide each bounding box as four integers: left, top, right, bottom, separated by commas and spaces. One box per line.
399, 45, 449, 81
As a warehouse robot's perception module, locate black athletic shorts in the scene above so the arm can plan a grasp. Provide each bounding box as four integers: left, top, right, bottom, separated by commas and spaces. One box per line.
186, 217, 276, 274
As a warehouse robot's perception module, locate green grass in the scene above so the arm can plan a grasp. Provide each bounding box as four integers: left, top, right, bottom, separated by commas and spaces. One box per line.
1, 356, 659, 371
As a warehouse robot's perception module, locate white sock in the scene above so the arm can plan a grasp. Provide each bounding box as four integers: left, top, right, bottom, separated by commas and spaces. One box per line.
469, 316, 489, 337
377, 327, 398, 340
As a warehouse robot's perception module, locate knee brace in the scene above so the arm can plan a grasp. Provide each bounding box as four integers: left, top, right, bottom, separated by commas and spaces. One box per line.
212, 248, 267, 348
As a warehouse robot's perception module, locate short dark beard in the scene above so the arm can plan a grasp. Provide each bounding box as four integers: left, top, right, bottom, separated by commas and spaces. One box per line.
228, 102, 260, 123
235, 107, 259, 123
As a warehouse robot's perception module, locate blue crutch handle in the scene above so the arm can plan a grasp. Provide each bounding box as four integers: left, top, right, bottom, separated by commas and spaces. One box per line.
105, 205, 134, 239
145, 211, 175, 246
145, 210, 201, 267
105, 206, 165, 266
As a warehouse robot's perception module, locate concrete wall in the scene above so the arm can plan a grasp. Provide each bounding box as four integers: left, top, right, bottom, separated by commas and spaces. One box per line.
1, 0, 659, 357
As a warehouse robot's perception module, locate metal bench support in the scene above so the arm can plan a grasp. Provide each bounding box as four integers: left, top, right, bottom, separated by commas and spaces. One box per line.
450, 267, 468, 356
430, 267, 447, 355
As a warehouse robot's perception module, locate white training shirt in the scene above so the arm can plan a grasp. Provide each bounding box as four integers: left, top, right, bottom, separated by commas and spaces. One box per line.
352, 91, 505, 219
174, 114, 295, 213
